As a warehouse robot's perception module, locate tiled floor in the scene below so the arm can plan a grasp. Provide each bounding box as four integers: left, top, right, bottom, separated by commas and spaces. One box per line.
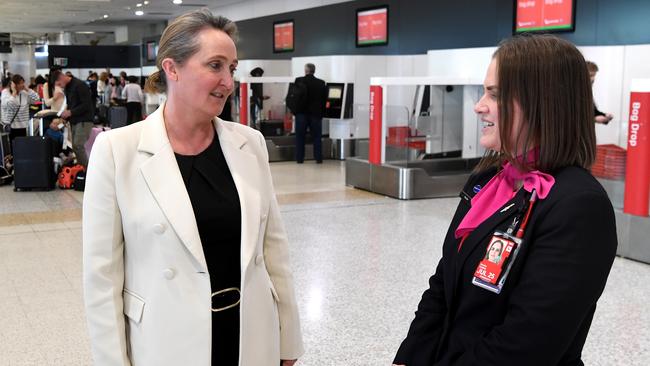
0, 160, 649, 365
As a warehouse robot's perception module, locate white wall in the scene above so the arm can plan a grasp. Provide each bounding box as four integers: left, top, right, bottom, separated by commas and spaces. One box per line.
427, 47, 495, 81
579, 46, 626, 146
0, 45, 37, 80
620, 44, 650, 147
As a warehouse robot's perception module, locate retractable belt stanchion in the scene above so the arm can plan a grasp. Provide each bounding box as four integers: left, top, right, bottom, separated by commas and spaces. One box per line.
623, 79, 650, 217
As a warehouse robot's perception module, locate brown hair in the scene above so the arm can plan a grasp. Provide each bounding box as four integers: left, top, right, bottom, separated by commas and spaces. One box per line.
476, 34, 596, 173
11, 74, 24, 85
586, 61, 599, 73
145, 8, 238, 93
99, 72, 109, 83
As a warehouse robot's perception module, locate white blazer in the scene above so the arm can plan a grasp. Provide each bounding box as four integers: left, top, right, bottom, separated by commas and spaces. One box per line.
82, 104, 304, 365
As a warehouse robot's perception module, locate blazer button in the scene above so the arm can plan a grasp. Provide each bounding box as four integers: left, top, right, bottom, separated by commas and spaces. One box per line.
255, 255, 264, 266
163, 268, 175, 280
153, 223, 166, 234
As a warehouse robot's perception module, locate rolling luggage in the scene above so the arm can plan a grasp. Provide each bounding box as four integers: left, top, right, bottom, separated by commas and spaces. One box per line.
13, 118, 55, 191
109, 106, 127, 129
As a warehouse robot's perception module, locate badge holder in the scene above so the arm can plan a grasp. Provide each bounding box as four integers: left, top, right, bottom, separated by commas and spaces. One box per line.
472, 190, 537, 294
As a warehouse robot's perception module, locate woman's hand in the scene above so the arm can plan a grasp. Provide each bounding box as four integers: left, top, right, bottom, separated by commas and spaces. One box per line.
281, 360, 298, 366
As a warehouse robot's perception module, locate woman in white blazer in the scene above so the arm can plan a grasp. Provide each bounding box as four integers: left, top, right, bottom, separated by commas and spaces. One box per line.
82, 9, 304, 365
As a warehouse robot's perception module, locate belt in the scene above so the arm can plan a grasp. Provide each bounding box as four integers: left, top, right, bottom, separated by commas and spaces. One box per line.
211, 287, 241, 312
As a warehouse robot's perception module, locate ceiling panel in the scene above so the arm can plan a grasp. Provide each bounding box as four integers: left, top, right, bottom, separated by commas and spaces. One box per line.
0, 0, 247, 33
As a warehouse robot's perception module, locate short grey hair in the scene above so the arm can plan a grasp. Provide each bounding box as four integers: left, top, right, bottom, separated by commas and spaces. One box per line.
146, 8, 238, 93
305, 63, 315, 74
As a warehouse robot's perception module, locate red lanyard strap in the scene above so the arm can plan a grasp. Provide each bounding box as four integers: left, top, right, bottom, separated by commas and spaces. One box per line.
515, 189, 537, 239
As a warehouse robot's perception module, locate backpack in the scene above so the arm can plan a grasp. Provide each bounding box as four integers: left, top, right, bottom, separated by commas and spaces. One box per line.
57, 164, 85, 189
285, 80, 307, 114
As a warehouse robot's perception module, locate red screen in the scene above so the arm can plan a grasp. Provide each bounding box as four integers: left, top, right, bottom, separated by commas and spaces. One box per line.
515, 0, 574, 32
274, 21, 293, 51
357, 7, 388, 46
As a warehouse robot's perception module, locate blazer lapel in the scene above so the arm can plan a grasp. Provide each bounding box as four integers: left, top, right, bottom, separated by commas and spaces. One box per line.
137, 106, 207, 271
214, 120, 261, 275
453, 189, 528, 286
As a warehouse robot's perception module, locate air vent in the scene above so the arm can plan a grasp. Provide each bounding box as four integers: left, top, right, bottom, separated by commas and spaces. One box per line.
179, 3, 208, 7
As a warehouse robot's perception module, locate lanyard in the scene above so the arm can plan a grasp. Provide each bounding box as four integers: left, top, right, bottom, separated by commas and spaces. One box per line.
505, 189, 537, 239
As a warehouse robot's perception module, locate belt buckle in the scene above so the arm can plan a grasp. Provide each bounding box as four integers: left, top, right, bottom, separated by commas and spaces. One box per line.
211, 287, 241, 312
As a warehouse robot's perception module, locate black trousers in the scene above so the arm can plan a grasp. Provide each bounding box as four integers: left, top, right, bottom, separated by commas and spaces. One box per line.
126, 102, 142, 125
295, 113, 322, 163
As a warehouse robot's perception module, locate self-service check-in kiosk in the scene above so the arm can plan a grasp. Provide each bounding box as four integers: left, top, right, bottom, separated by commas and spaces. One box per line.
345, 77, 484, 199
324, 82, 355, 159
238, 76, 332, 162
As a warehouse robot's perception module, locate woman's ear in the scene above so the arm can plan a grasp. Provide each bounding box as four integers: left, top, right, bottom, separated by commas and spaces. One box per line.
161, 58, 178, 82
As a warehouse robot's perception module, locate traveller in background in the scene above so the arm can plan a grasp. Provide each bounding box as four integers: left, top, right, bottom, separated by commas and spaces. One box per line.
97, 72, 109, 105
293, 63, 327, 164
0, 77, 9, 122
87, 72, 99, 105
393, 34, 617, 366
43, 71, 68, 153
0, 74, 41, 144
122, 75, 144, 125
586, 61, 614, 125
83, 8, 303, 366
249, 66, 268, 125
34, 75, 46, 98
53, 70, 94, 167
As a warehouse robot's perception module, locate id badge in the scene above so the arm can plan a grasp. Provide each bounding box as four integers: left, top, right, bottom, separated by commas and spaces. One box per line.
471, 231, 522, 294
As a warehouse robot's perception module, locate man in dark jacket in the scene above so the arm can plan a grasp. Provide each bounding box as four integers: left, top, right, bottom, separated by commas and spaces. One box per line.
54, 70, 94, 167
293, 63, 327, 163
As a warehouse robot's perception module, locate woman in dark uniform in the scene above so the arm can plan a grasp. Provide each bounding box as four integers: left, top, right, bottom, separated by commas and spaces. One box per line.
393, 34, 617, 366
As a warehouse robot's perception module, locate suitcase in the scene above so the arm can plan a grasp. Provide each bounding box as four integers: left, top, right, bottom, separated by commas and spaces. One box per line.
109, 106, 127, 129
13, 118, 55, 191
84, 126, 110, 159
260, 119, 284, 137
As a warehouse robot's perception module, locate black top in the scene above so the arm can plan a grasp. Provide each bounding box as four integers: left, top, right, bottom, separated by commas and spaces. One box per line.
294, 74, 328, 118
394, 166, 617, 366
175, 133, 242, 365
64, 77, 94, 124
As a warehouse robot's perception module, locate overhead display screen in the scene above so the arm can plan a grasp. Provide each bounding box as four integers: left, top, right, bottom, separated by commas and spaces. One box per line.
357, 6, 388, 47
515, 0, 575, 33
273, 20, 294, 52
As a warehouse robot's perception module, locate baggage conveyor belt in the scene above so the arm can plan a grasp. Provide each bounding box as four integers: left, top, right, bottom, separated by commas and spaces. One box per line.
345, 157, 481, 200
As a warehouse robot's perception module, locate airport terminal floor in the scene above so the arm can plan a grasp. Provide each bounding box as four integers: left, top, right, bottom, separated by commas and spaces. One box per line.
0, 161, 648, 365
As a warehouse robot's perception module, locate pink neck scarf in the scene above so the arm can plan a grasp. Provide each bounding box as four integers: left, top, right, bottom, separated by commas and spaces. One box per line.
454, 151, 555, 239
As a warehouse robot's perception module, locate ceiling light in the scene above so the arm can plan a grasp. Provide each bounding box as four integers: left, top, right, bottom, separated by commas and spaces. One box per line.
172, 0, 183, 4
103, 14, 109, 18
135, 10, 144, 16
136, 3, 142, 7
144, 0, 149, 4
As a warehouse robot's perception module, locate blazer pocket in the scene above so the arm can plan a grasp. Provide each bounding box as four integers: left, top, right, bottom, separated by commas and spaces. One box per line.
123, 289, 146, 324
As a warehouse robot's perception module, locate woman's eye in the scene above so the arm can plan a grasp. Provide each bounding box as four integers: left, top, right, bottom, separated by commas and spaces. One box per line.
210, 62, 222, 70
